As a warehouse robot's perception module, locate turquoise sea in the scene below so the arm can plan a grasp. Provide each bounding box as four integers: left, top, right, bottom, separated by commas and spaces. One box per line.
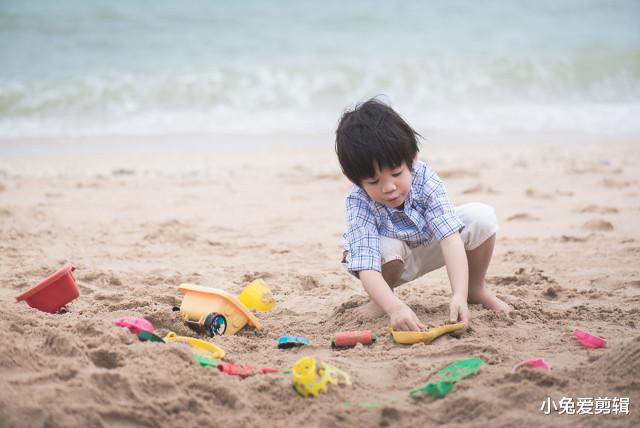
1, 0, 639, 137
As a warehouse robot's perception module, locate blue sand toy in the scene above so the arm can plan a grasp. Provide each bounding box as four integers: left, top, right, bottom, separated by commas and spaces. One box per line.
278, 335, 311, 349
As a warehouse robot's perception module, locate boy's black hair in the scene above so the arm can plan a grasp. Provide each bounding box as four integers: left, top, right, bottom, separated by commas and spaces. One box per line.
335, 97, 421, 185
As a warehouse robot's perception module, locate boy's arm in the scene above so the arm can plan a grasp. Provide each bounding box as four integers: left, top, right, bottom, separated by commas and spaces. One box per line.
440, 233, 470, 330
343, 190, 423, 331
359, 270, 425, 331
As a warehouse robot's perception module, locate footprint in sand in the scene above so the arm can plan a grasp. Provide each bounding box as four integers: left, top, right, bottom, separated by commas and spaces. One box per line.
601, 178, 632, 188
506, 213, 540, 222
270, 248, 290, 255
89, 349, 123, 370
241, 271, 273, 282
437, 169, 478, 179
143, 219, 197, 244
567, 166, 601, 175
542, 286, 562, 299
559, 235, 590, 243
582, 219, 614, 231
625, 280, 640, 289
76, 181, 102, 189
567, 162, 621, 175
112, 168, 135, 176
525, 188, 554, 200
577, 205, 619, 214
298, 274, 320, 291
461, 183, 499, 194
487, 267, 556, 287
78, 271, 124, 289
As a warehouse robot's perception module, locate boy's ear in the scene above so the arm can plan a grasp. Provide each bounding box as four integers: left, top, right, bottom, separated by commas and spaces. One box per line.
412, 152, 419, 167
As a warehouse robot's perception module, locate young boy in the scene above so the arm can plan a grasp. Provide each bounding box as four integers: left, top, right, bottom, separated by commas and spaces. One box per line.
336, 98, 510, 332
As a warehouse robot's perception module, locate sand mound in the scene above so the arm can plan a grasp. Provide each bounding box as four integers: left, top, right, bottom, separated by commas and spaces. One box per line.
461, 184, 499, 195
506, 213, 540, 222
582, 219, 614, 231
597, 335, 640, 392
525, 188, 554, 200
578, 205, 619, 214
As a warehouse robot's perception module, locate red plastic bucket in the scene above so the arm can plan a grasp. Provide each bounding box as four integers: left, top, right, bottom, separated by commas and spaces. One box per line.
16, 265, 80, 313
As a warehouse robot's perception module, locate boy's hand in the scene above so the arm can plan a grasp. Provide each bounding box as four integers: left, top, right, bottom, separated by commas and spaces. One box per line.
449, 294, 470, 334
389, 302, 425, 331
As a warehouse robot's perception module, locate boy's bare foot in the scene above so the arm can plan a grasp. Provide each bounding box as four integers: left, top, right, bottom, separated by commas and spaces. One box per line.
469, 289, 512, 312
354, 300, 386, 319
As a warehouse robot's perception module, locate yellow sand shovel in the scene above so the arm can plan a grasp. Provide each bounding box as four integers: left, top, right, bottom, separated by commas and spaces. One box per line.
164, 331, 226, 359
390, 322, 465, 345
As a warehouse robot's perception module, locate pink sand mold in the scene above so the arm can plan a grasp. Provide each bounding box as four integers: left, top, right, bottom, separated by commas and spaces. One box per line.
574, 328, 607, 349
115, 317, 155, 334
511, 358, 551, 374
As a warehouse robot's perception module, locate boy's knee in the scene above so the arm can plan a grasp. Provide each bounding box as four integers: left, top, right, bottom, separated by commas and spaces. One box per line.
458, 203, 498, 250
472, 202, 498, 230
379, 236, 408, 265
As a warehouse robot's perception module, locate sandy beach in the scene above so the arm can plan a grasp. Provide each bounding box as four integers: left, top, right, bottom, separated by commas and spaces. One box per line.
0, 133, 638, 427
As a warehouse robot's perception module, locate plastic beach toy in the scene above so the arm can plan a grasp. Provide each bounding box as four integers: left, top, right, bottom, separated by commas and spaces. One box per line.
15, 265, 80, 313
218, 363, 256, 378
178, 283, 261, 336
184, 312, 229, 337
511, 358, 551, 374
390, 322, 465, 345
164, 332, 225, 359
217, 363, 280, 378
238, 278, 275, 312
574, 328, 607, 349
410, 357, 484, 398
114, 317, 155, 335
278, 335, 311, 349
292, 356, 351, 398
194, 354, 219, 368
332, 330, 376, 347
138, 330, 165, 343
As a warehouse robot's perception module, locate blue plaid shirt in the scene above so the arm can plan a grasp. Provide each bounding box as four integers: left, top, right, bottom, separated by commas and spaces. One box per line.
343, 160, 464, 275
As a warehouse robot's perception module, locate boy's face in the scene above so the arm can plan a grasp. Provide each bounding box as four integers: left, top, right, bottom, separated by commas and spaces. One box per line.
361, 160, 414, 209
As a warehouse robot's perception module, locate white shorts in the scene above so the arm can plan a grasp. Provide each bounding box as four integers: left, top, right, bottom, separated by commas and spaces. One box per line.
380, 202, 498, 286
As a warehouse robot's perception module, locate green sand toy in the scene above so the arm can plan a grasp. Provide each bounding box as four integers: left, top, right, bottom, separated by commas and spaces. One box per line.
138, 330, 165, 343
410, 357, 484, 398
194, 354, 219, 368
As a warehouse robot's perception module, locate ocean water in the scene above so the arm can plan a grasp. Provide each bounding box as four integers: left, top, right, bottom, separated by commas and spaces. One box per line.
1, 0, 639, 138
